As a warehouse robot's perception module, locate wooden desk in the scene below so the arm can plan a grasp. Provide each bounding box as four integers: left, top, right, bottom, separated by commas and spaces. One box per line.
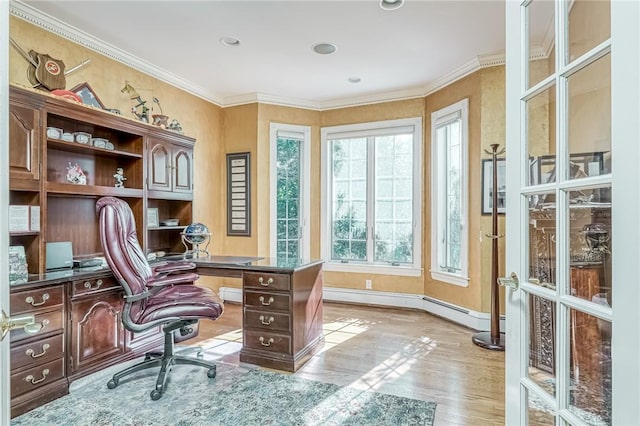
190, 256, 325, 372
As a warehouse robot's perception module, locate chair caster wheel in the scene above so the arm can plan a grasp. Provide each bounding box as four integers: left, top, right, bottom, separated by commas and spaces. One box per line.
207, 368, 216, 378
150, 389, 163, 400
107, 379, 118, 389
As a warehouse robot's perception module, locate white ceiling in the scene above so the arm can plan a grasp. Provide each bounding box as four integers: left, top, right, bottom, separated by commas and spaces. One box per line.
17, 0, 512, 109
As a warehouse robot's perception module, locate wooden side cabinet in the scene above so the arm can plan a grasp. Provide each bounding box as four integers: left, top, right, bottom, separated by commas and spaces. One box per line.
10, 284, 68, 418
240, 264, 324, 372
68, 275, 125, 380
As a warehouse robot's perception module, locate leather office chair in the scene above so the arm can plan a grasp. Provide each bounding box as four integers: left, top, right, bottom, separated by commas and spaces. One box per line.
96, 196, 224, 400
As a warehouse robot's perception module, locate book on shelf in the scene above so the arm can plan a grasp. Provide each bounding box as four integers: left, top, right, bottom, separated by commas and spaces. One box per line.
9, 205, 29, 232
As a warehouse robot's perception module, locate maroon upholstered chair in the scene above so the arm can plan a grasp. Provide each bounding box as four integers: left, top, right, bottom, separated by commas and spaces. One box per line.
96, 196, 224, 400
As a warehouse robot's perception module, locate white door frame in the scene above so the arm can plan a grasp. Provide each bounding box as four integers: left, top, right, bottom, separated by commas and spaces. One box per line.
1, 0, 13, 422
505, 0, 640, 424
269, 123, 311, 259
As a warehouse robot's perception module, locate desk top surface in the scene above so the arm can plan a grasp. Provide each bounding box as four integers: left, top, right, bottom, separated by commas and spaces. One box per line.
11, 256, 324, 289
187, 256, 323, 273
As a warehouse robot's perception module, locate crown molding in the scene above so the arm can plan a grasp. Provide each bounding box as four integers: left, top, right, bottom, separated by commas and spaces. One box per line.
11, 0, 508, 111
10, 1, 224, 106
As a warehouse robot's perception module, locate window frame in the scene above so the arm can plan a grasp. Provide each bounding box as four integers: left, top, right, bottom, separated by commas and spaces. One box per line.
430, 98, 470, 286
269, 122, 311, 260
321, 117, 423, 277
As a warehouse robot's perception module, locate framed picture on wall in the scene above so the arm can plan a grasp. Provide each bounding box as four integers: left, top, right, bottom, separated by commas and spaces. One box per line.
482, 158, 506, 215
227, 152, 251, 236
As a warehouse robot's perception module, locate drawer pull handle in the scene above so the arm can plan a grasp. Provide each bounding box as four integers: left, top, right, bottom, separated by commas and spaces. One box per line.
84, 279, 103, 291
258, 277, 274, 287
38, 319, 50, 332
259, 336, 275, 347
259, 315, 275, 326
25, 293, 49, 307
259, 296, 274, 306
26, 343, 50, 359
25, 369, 49, 385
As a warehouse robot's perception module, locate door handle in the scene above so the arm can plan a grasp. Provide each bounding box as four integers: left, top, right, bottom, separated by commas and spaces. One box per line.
498, 272, 519, 291
0, 310, 42, 341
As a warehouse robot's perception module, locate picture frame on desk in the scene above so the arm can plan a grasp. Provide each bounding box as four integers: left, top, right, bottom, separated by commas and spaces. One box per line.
147, 208, 159, 228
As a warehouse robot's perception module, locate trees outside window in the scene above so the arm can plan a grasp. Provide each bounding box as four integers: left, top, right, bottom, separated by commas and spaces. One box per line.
321, 118, 422, 275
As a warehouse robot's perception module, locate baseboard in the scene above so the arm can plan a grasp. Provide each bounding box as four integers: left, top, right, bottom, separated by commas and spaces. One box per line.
218, 286, 505, 332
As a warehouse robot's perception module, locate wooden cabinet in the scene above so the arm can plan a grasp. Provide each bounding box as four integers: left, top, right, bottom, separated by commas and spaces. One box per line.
148, 136, 194, 196
9, 100, 42, 185
9, 284, 68, 418
7, 85, 196, 416
240, 266, 323, 372
68, 275, 125, 379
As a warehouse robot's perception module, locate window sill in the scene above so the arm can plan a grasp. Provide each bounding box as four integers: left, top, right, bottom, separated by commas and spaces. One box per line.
430, 270, 470, 287
323, 262, 422, 277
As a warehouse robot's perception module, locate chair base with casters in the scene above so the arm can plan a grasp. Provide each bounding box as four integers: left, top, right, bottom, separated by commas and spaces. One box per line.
107, 319, 217, 400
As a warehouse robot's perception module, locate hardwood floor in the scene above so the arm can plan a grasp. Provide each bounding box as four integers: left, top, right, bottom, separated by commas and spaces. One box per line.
193, 302, 505, 425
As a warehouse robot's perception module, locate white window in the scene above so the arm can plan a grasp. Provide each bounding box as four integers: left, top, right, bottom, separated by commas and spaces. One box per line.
431, 98, 469, 286
321, 118, 422, 276
270, 123, 311, 260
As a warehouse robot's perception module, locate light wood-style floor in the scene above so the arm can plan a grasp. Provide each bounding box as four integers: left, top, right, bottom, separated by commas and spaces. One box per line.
193, 302, 505, 425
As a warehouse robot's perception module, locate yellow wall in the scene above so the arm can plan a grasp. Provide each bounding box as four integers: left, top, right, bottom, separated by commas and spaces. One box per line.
9, 15, 511, 315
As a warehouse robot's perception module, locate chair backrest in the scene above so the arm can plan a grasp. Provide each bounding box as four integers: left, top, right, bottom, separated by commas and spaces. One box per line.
96, 197, 153, 300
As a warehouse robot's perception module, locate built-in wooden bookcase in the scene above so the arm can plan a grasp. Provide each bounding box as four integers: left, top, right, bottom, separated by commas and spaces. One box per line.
8, 86, 196, 272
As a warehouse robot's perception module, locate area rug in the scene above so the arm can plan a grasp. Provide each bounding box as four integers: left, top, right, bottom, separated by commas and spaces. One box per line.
11, 361, 436, 425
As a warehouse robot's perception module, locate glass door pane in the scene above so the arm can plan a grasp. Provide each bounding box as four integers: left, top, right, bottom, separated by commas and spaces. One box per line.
276, 136, 301, 261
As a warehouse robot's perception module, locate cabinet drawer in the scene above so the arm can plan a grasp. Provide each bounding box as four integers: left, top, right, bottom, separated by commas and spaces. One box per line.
10, 285, 64, 314
10, 309, 64, 343
244, 272, 290, 291
11, 357, 65, 398
244, 291, 290, 311
244, 330, 291, 354
11, 333, 64, 371
71, 276, 119, 297
244, 309, 291, 333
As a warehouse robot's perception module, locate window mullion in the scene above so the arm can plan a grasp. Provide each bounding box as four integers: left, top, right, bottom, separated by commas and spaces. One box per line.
367, 136, 375, 263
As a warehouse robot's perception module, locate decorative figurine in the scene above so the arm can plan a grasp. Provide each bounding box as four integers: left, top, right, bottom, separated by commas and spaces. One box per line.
151, 97, 170, 128
114, 167, 127, 188
168, 119, 183, 133
66, 162, 87, 185
121, 81, 150, 123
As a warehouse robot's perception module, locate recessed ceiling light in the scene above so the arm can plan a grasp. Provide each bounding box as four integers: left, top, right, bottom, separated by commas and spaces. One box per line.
348, 77, 361, 84
220, 36, 240, 47
312, 42, 337, 55
380, 0, 404, 11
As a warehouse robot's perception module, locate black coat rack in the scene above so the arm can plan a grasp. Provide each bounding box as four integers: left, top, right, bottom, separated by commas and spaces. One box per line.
472, 143, 506, 351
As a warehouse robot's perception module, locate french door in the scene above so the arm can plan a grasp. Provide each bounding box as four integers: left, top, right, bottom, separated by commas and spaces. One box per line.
270, 123, 310, 261
505, 0, 640, 425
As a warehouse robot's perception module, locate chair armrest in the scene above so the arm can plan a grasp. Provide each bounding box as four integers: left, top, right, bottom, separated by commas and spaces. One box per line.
152, 261, 196, 276
146, 272, 199, 288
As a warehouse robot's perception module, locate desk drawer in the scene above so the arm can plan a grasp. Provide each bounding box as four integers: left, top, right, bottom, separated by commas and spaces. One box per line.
71, 276, 119, 297
244, 309, 291, 332
11, 357, 65, 398
244, 291, 290, 311
11, 333, 64, 370
244, 272, 290, 291
244, 330, 291, 354
10, 309, 64, 343
10, 285, 64, 315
